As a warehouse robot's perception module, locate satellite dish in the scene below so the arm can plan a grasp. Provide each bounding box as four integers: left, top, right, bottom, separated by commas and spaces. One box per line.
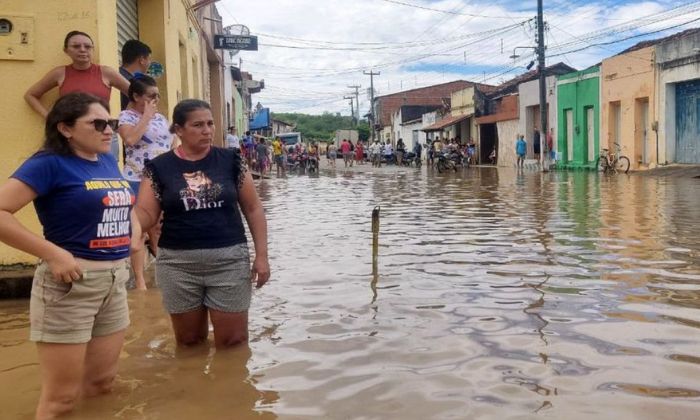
223, 24, 250, 58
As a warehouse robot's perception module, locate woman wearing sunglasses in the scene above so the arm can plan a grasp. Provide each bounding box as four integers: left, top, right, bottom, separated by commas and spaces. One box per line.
118, 74, 173, 290
134, 99, 270, 348
0, 93, 135, 419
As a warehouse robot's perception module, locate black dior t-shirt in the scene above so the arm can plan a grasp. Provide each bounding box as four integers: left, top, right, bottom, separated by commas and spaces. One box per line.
143, 147, 247, 249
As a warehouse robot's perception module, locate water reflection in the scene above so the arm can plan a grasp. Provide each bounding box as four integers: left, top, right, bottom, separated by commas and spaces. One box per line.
1, 168, 700, 418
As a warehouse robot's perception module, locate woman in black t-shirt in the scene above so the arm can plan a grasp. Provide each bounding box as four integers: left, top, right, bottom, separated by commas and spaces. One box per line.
134, 99, 270, 348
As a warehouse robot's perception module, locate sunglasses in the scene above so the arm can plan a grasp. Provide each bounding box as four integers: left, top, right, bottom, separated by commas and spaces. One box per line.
79, 118, 120, 132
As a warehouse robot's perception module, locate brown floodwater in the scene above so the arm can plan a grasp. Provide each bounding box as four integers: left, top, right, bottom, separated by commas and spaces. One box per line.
1, 167, 700, 419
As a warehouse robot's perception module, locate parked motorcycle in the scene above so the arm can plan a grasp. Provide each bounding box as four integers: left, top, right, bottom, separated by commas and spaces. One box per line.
286, 154, 300, 173
449, 150, 465, 169
307, 156, 319, 173
436, 152, 458, 173
401, 151, 422, 167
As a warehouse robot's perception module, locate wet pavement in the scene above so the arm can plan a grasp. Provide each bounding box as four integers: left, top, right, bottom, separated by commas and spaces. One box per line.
1, 166, 699, 419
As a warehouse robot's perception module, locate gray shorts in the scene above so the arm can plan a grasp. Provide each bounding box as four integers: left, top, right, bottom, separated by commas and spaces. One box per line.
156, 244, 251, 314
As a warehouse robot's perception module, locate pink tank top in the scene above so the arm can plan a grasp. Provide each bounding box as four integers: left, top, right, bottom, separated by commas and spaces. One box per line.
59, 64, 111, 101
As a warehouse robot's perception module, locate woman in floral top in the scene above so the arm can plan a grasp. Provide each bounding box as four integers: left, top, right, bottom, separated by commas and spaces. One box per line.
118, 74, 173, 289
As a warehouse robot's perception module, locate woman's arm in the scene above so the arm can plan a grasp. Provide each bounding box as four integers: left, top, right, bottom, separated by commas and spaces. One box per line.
134, 179, 161, 233
24, 67, 62, 119
103, 66, 131, 95
237, 172, 270, 288
0, 179, 82, 282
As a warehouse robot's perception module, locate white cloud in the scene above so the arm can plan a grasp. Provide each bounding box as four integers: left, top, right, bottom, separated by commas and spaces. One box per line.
218, 0, 699, 114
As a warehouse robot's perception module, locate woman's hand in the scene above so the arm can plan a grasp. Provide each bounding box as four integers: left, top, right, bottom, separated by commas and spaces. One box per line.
45, 247, 82, 283
143, 98, 158, 120
250, 256, 270, 288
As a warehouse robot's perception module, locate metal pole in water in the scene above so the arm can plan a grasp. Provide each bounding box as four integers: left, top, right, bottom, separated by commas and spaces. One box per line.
371, 205, 380, 301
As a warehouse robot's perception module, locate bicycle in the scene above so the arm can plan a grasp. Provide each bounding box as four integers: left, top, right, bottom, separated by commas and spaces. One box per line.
596, 142, 630, 174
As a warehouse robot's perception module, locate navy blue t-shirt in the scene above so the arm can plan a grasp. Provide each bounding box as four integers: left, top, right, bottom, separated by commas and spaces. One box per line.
143, 147, 247, 250
119, 67, 133, 111
12, 152, 133, 260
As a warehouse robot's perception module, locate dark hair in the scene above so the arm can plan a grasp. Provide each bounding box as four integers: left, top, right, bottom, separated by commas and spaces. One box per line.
44, 93, 109, 155
121, 39, 152, 65
170, 99, 211, 133
63, 31, 92, 49
127, 74, 157, 102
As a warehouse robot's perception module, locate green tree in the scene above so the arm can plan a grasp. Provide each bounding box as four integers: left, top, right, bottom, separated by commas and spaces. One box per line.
272, 113, 366, 142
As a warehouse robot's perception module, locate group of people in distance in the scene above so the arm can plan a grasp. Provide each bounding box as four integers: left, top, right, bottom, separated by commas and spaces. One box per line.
335, 138, 365, 168
0, 30, 269, 419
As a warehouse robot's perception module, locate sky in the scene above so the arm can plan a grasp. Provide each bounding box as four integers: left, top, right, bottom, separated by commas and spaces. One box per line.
216, 0, 700, 115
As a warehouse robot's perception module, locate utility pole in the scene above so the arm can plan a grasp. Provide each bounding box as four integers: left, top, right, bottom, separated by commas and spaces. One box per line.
364, 70, 380, 141
537, 0, 549, 172
343, 96, 355, 124
348, 84, 361, 127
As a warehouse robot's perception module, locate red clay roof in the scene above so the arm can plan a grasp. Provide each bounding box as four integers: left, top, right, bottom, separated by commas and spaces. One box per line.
375, 80, 490, 126
487, 62, 576, 98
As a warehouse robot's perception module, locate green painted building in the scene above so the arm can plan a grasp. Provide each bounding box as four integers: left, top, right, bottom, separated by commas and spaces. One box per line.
556, 66, 600, 170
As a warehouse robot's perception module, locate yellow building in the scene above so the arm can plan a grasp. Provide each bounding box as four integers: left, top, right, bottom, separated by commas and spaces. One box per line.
0, 0, 225, 265
600, 46, 657, 170
449, 86, 478, 142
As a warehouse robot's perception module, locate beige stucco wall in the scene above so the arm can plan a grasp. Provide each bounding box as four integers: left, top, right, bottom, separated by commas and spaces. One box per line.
452, 86, 475, 116
600, 46, 656, 170
518, 76, 558, 157
496, 120, 520, 167
0, 0, 211, 265
0, 1, 108, 264
450, 87, 477, 142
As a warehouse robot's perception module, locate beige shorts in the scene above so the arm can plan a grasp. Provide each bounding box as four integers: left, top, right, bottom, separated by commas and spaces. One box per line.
29, 259, 130, 344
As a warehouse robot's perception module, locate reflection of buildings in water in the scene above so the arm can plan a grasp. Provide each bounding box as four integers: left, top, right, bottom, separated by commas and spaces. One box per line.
598, 176, 667, 287
659, 178, 700, 258
555, 171, 602, 241
595, 176, 700, 312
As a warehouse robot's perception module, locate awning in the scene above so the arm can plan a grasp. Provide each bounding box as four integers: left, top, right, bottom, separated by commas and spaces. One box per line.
422, 113, 472, 132
249, 108, 270, 131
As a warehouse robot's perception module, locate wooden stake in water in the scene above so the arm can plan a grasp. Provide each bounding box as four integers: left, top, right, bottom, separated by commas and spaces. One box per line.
371, 206, 380, 302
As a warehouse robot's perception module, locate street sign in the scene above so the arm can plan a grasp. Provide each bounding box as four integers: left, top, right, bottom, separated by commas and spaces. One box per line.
213, 35, 258, 51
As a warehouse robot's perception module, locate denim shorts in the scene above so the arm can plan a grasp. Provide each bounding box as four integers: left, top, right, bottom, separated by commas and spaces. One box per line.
156, 244, 251, 314
30, 259, 130, 343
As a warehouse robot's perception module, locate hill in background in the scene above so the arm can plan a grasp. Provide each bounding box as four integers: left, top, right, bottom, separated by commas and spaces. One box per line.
272, 112, 370, 142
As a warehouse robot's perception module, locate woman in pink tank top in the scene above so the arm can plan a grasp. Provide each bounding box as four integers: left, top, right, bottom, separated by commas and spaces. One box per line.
25, 31, 130, 118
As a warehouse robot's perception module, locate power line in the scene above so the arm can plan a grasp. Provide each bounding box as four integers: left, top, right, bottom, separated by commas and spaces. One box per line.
239, 1, 700, 112
376, 0, 522, 19
548, 15, 700, 57
256, 21, 528, 51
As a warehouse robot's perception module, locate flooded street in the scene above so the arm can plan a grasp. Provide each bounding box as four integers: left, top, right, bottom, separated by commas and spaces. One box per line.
1, 167, 700, 419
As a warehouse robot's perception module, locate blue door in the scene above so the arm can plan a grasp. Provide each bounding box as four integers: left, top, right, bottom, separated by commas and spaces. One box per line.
675, 79, 700, 163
